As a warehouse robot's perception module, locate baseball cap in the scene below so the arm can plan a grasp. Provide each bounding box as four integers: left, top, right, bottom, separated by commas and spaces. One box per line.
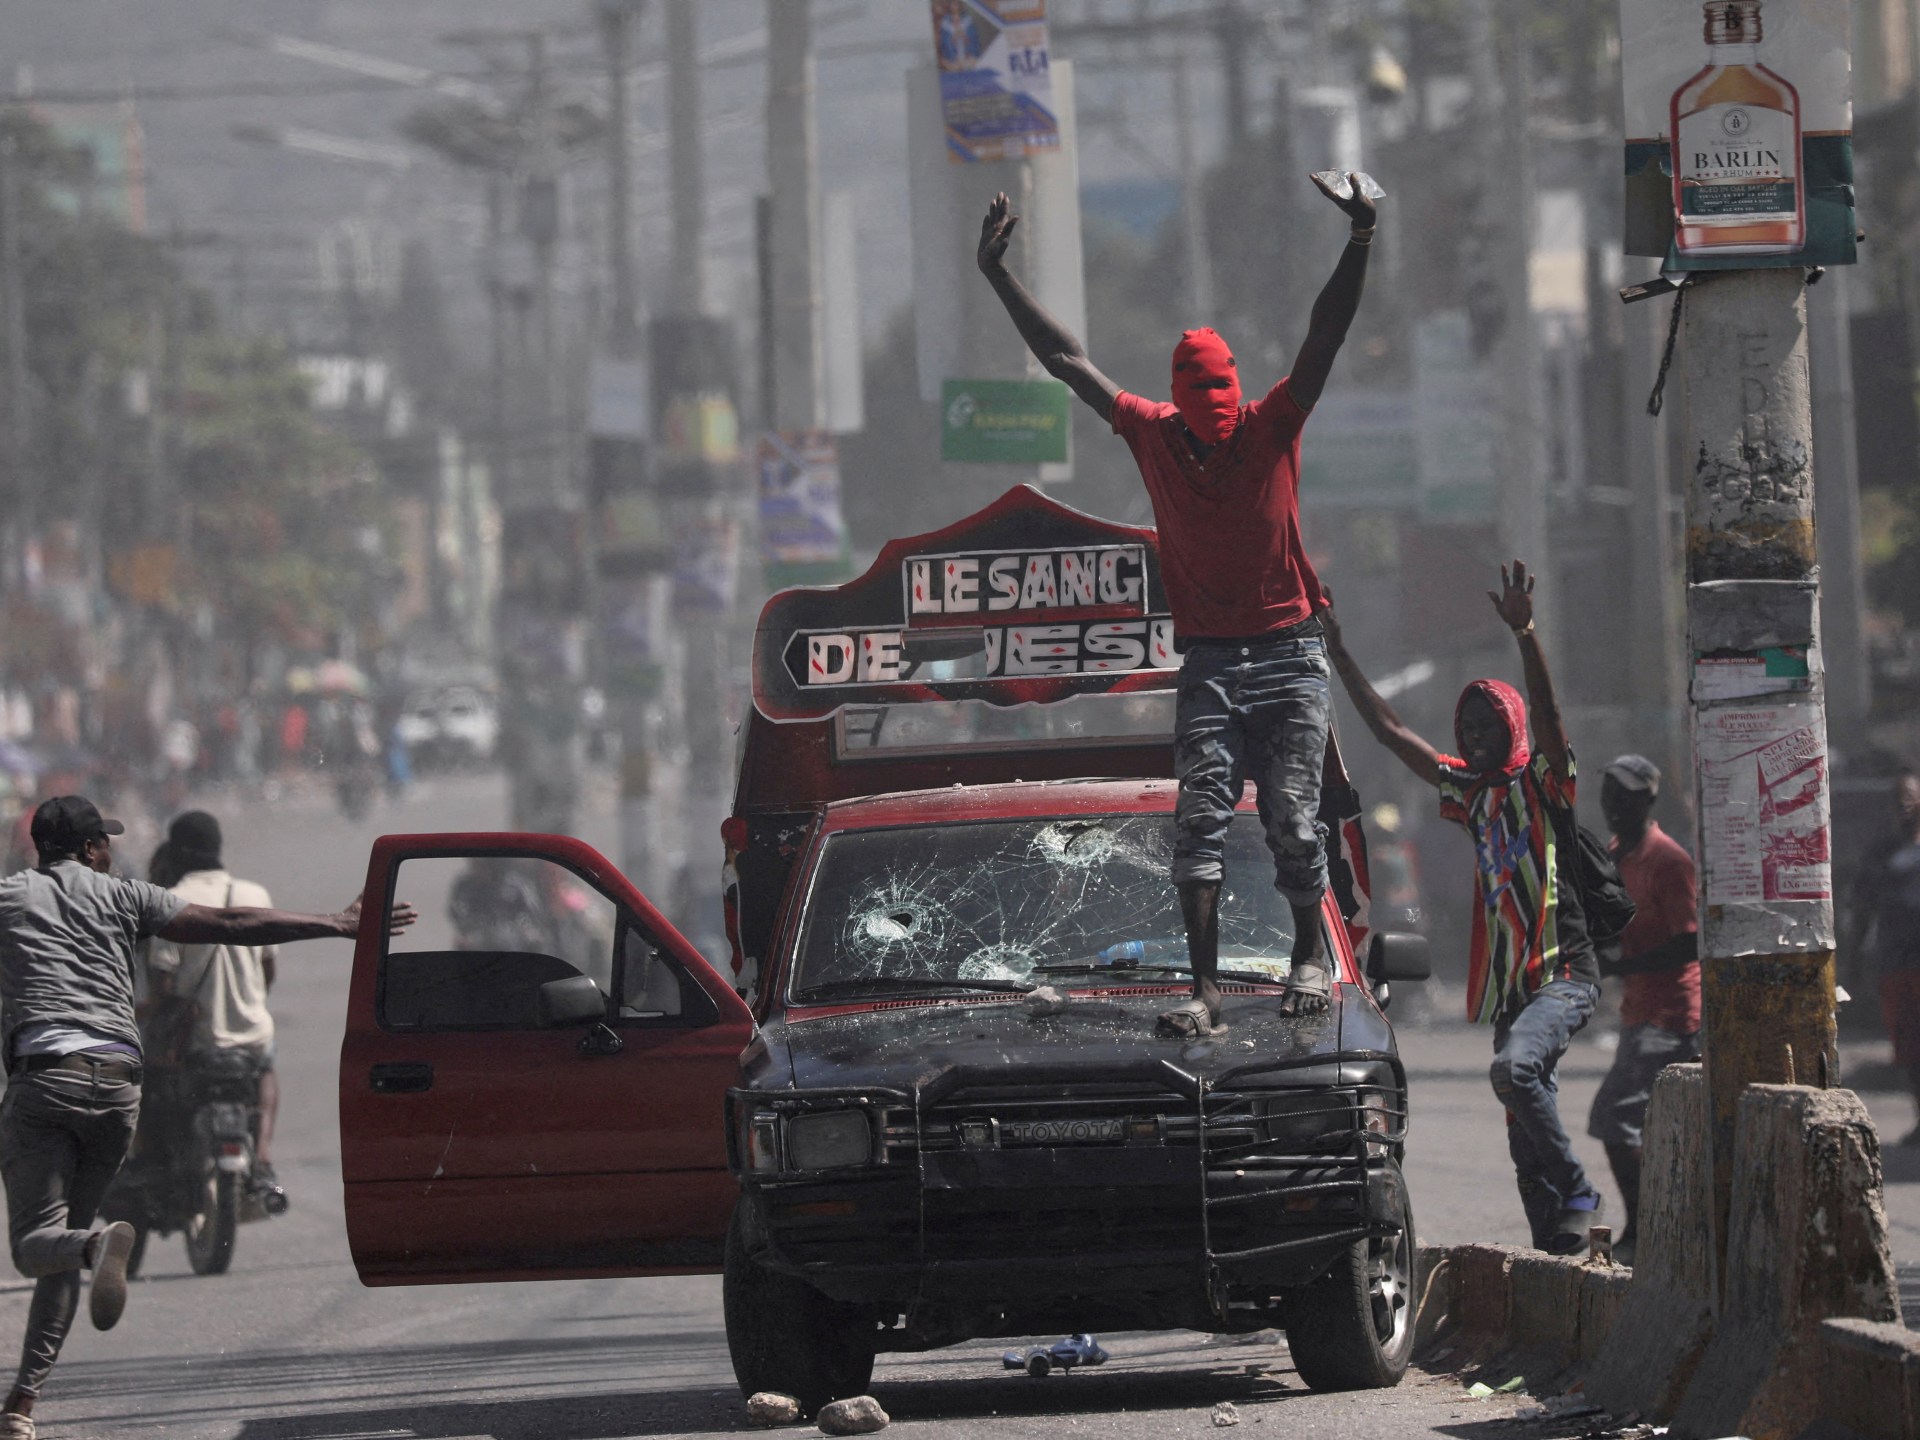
30, 795, 125, 853
1603, 754, 1661, 795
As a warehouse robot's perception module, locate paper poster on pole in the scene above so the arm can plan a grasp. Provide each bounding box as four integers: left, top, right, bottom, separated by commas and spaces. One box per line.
758, 430, 851, 586
1697, 702, 1832, 904
1619, 0, 1853, 269
930, 1, 1058, 163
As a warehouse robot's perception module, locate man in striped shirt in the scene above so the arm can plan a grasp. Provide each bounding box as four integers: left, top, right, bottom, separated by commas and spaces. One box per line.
1322, 562, 1605, 1254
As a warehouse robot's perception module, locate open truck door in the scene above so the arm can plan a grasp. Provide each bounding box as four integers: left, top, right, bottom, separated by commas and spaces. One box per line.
339, 831, 753, 1284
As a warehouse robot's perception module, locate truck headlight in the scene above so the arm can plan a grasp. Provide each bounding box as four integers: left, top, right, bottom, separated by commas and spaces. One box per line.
1357, 1088, 1399, 1138
787, 1110, 871, 1170
1261, 1092, 1359, 1153
746, 1113, 782, 1173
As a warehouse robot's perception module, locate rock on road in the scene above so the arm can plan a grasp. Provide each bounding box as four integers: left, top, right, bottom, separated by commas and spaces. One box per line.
5, 773, 1914, 1439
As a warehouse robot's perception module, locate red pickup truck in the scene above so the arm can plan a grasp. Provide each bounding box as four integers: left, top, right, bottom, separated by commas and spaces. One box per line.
337, 487, 1429, 1413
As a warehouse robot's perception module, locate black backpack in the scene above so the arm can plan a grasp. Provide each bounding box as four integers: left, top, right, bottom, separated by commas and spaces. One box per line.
1566, 821, 1637, 943
1521, 767, 1637, 944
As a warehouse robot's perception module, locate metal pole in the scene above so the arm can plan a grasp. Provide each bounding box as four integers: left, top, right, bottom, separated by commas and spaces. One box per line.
1680, 268, 1837, 1277
0, 137, 28, 580
766, 0, 822, 432
666, 0, 706, 317
600, 0, 642, 351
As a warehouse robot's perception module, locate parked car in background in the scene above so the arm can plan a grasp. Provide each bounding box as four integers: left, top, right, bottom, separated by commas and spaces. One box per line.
396, 685, 499, 770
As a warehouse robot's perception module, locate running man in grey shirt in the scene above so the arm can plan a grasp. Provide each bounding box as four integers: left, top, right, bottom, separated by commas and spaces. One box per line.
0, 796, 416, 1440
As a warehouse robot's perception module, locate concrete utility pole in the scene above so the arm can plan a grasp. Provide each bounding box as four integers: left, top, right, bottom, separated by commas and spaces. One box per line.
1678, 268, 1837, 1265
765, 0, 823, 432
1171, 53, 1216, 324
1464, 0, 1552, 649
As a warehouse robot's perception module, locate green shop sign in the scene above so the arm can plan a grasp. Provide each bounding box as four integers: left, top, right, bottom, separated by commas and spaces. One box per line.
941, 379, 1071, 464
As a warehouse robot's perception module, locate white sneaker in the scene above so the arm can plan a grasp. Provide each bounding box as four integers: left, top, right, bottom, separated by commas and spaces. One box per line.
0, 1409, 36, 1438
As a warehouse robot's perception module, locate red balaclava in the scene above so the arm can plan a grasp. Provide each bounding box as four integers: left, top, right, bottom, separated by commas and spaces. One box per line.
1171, 328, 1242, 445
1452, 679, 1531, 777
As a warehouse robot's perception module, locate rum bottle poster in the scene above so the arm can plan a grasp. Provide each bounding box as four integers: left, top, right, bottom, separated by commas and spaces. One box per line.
1620, 0, 1854, 269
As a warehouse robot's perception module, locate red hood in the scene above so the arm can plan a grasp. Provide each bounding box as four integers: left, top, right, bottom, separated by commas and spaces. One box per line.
1452, 679, 1530, 777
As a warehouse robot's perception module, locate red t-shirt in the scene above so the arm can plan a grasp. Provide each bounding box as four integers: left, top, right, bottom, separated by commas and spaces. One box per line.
1613, 822, 1701, 1033
1110, 381, 1322, 639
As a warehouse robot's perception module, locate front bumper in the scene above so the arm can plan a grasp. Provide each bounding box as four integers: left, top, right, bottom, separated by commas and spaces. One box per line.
726, 1052, 1408, 1317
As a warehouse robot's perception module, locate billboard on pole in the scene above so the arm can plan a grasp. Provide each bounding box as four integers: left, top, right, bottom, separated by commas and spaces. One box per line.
1620, 0, 1854, 269
931, 1, 1058, 163
758, 430, 851, 588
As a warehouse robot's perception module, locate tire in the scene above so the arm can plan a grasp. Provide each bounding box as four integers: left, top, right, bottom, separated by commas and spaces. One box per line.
184, 1169, 238, 1276
722, 1205, 874, 1414
1285, 1162, 1418, 1392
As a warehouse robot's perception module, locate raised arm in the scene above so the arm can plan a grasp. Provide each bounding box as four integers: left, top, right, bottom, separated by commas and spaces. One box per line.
977, 192, 1119, 423
1322, 601, 1446, 788
1287, 172, 1377, 410
158, 893, 416, 947
1488, 560, 1569, 780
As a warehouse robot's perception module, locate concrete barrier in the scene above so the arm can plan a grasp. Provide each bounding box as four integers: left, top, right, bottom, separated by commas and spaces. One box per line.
1809, 1318, 1920, 1440
1669, 1085, 1900, 1440
1584, 1064, 1717, 1418
1574, 1264, 1632, 1366
1413, 1239, 1627, 1383
1450, 1243, 1526, 1355
1413, 1243, 1459, 1355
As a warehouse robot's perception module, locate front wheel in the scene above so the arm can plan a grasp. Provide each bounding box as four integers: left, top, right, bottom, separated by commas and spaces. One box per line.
184, 1169, 238, 1276
722, 1204, 874, 1414
1285, 1162, 1418, 1391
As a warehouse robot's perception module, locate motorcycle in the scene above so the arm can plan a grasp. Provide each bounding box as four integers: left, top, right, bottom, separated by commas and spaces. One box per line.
103, 1050, 287, 1276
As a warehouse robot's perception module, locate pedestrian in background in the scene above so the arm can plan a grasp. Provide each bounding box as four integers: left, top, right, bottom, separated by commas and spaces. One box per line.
1322, 563, 1607, 1254
1585, 755, 1699, 1266
0, 795, 414, 1440
1847, 768, 1920, 1145
142, 811, 288, 1201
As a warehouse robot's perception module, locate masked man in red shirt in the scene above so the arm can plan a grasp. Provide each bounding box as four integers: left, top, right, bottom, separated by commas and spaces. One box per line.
978, 173, 1377, 1034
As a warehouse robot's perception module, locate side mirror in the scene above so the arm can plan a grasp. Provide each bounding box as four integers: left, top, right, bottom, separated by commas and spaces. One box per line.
536, 974, 608, 1027
1367, 932, 1431, 984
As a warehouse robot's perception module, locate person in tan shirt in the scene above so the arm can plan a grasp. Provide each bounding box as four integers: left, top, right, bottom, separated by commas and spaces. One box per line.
144, 812, 284, 1193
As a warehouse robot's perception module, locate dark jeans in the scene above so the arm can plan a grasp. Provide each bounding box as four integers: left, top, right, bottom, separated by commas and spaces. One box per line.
1172, 634, 1332, 905
1489, 979, 1600, 1249
0, 1067, 140, 1397
1587, 1022, 1701, 1149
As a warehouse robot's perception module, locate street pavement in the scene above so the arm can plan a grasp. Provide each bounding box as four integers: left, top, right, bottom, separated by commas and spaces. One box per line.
4, 771, 1915, 1439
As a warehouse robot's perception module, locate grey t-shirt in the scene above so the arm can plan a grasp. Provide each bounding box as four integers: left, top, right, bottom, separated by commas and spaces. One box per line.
0, 860, 188, 1065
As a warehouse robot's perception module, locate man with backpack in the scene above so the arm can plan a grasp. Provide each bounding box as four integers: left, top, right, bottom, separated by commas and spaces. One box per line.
1321, 562, 1615, 1253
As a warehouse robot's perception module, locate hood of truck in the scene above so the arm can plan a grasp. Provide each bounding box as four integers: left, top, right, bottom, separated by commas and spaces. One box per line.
746, 982, 1397, 1094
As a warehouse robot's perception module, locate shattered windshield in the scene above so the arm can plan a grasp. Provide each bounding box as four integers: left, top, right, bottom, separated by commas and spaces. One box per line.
789, 814, 1300, 1000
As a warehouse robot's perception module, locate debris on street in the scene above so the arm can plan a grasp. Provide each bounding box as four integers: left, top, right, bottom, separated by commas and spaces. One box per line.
815, 1395, 889, 1435
746, 1392, 803, 1426
1001, 1332, 1109, 1375
1211, 1401, 1241, 1427
1466, 1376, 1528, 1398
